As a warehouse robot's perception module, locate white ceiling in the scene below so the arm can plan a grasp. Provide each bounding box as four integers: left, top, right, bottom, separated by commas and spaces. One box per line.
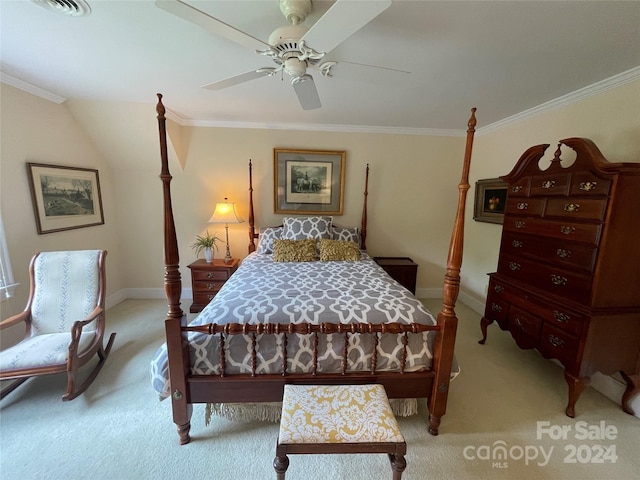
1, 0, 639, 133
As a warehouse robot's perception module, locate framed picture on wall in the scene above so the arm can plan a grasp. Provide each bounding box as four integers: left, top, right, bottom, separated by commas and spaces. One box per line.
473, 178, 508, 224
27, 163, 105, 234
273, 148, 346, 215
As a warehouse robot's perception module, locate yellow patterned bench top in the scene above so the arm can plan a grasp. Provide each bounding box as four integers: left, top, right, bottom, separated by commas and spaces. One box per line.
278, 384, 405, 444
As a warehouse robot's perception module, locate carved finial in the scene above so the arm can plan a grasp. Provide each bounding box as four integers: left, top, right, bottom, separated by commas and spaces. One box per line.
156, 93, 165, 117
551, 143, 562, 164
468, 107, 477, 130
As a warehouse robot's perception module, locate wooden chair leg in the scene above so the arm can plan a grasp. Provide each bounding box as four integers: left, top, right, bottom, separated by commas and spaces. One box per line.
273, 454, 289, 480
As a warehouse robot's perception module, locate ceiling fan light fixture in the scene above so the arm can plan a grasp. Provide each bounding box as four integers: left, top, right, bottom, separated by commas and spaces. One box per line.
284, 58, 307, 79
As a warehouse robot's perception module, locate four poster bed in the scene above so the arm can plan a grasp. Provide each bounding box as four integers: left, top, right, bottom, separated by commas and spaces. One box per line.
150, 94, 477, 445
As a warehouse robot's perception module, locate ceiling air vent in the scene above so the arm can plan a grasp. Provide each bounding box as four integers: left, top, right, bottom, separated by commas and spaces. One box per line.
32, 0, 91, 17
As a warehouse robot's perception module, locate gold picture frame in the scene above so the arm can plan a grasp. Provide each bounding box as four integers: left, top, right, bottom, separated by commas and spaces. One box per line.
27, 163, 105, 234
274, 148, 346, 215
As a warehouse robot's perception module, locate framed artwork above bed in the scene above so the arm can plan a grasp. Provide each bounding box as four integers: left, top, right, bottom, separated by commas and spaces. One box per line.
274, 148, 345, 215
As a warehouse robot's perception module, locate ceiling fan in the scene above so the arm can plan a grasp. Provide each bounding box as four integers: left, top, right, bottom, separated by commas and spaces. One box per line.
155, 0, 406, 110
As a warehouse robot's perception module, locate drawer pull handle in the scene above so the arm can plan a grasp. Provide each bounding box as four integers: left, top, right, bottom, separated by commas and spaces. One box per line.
517, 202, 528, 210
491, 303, 502, 312
515, 317, 523, 329
207, 294, 214, 300
556, 248, 571, 259
564, 203, 580, 212
551, 274, 567, 285
553, 310, 570, 323
548, 335, 565, 348
509, 262, 521, 271
512, 240, 523, 248
207, 273, 215, 278
207, 283, 215, 290
580, 181, 597, 191
512, 186, 523, 193
515, 221, 526, 229
560, 226, 576, 235
542, 180, 556, 189
494, 284, 505, 293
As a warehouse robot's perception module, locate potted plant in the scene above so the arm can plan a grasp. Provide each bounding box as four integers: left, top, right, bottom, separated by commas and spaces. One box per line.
191, 230, 222, 263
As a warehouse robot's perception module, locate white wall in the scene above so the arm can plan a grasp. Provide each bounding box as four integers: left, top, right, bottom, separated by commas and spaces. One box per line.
0, 84, 124, 346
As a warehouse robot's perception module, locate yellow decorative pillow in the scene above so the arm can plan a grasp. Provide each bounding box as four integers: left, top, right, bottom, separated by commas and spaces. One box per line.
319, 239, 361, 261
272, 239, 317, 262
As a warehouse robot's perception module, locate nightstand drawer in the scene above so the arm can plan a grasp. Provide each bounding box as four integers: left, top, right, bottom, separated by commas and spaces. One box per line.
192, 270, 231, 282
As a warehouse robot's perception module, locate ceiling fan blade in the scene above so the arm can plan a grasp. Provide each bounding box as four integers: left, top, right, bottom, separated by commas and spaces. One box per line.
155, 0, 270, 51
300, 0, 392, 54
292, 75, 321, 110
201, 69, 273, 90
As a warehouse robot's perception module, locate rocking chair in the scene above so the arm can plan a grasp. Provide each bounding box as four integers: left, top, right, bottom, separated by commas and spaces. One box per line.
0, 250, 115, 401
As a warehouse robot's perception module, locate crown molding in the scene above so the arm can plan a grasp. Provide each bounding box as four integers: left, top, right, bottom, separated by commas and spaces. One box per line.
0, 71, 66, 104
4, 66, 638, 136
477, 66, 640, 135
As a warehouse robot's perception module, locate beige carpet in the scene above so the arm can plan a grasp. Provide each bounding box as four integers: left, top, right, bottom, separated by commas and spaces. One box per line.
1, 298, 639, 480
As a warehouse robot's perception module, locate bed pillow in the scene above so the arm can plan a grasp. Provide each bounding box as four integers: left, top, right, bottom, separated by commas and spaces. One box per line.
272, 239, 318, 262
319, 239, 361, 262
282, 216, 333, 241
332, 226, 361, 249
256, 226, 283, 254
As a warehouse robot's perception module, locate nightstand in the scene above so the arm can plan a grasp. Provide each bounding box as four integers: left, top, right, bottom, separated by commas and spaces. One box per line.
373, 257, 418, 294
187, 258, 240, 313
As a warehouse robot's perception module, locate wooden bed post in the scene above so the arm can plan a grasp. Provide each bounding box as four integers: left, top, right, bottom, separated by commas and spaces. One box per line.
248, 159, 256, 253
360, 164, 369, 251
428, 108, 477, 435
156, 94, 193, 444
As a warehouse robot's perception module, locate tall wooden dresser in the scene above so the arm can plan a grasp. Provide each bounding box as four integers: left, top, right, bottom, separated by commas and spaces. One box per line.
479, 138, 640, 418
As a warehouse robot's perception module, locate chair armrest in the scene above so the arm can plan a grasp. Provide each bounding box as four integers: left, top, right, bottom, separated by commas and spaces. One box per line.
0, 310, 30, 331
70, 306, 105, 337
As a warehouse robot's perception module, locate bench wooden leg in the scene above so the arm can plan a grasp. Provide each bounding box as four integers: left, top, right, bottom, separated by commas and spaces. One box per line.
389, 453, 406, 480
274, 454, 289, 480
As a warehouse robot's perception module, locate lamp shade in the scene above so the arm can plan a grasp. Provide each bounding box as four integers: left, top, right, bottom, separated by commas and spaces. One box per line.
208, 199, 243, 224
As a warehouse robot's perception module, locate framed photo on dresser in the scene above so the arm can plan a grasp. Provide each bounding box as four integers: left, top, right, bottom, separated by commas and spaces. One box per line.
473, 178, 508, 224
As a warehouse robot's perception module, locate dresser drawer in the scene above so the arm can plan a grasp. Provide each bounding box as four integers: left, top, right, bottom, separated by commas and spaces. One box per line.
192, 269, 231, 282
570, 173, 611, 196
544, 198, 608, 221
501, 232, 597, 272
498, 255, 592, 303
484, 293, 509, 329
505, 198, 545, 217
509, 306, 542, 349
503, 217, 602, 245
530, 173, 570, 196
539, 324, 580, 369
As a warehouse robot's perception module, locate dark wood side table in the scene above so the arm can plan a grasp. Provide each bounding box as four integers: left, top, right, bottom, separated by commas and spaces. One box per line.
187, 258, 239, 313
373, 257, 418, 295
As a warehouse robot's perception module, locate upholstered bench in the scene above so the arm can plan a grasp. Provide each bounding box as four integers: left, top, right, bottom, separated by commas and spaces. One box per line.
274, 384, 407, 479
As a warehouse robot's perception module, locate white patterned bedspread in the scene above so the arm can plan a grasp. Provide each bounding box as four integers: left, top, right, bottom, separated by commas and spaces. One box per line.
150, 252, 445, 399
